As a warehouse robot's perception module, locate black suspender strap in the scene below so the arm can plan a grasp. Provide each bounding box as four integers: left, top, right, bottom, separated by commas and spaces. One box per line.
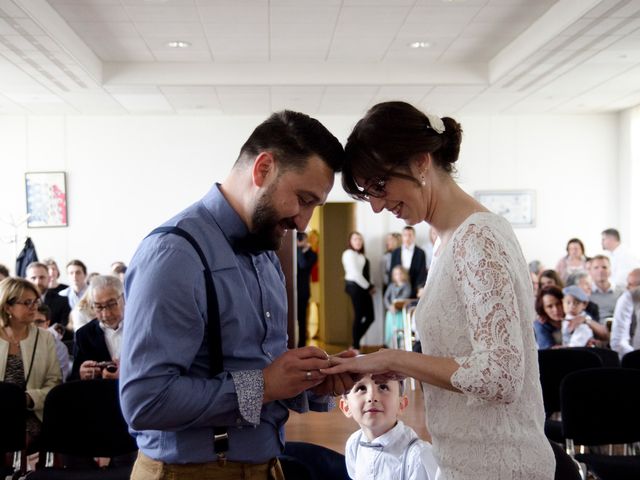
147, 226, 229, 459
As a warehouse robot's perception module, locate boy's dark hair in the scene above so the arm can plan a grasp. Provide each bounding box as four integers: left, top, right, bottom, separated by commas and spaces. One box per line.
37, 303, 52, 321
237, 110, 344, 174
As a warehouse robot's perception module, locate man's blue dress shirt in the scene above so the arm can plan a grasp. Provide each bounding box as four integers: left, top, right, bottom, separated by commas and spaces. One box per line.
120, 184, 328, 464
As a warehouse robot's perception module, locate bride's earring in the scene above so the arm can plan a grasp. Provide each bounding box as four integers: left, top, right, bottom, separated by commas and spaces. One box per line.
421, 174, 426, 186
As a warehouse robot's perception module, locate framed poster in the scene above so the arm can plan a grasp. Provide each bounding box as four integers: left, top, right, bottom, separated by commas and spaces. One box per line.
474, 190, 535, 227
25, 172, 68, 227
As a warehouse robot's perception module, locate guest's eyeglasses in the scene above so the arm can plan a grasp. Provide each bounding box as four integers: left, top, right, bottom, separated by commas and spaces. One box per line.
12, 298, 42, 309
92, 297, 121, 313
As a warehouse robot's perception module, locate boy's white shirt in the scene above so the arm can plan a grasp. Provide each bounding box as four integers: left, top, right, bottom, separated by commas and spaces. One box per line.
562, 311, 594, 347
345, 420, 439, 480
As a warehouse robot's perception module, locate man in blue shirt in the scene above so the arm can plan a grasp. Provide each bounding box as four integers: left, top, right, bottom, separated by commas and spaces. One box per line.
120, 110, 352, 480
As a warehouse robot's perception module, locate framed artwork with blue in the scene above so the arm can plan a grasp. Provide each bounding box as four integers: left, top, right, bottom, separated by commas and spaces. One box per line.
25, 171, 68, 228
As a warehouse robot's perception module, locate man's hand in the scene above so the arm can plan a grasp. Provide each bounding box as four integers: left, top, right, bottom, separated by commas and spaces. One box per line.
310, 349, 359, 396
263, 346, 330, 403
79, 360, 101, 380
102, 359, 120, 380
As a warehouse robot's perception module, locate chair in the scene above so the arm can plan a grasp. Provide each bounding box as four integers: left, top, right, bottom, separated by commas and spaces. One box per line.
0, 382, 26, 478
28, 379, 137, 480
570, 346, 620, 367
279, 442, 349, 480
560, 367, 640, 480
621, 349, 640, 369
537, 348, 602, 443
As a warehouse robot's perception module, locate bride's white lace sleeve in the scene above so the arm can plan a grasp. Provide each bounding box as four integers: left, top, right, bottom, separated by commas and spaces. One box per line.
449, 223, 525, 404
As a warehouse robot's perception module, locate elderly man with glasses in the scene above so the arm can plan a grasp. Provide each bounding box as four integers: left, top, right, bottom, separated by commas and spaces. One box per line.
70, 275, 124, 381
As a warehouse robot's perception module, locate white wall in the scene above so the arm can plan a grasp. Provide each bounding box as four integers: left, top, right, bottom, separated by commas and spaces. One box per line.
0, 112, 625, 287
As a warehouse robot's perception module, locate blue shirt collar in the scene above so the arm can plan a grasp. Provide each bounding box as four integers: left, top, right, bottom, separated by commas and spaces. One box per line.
202, 183, 250, 251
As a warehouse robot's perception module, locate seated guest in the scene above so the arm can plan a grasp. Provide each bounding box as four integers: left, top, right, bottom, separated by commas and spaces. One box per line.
71, 275, 124, 381
0, 277, 62, 451
539, 269, 564, 289
26, 262, 71, 330
111, 261, 127, 283
565, 270, 600, 322
59, 259, 88, 310
0, 263, 9, 281
589, 254, 624, 319
610, 268, 640, 359
534, 286, 564, 349
555, 238, 588, 283
34, 304, 70, 381
43, 258, 67, 294
69, 288, 95, 332
561, 286, 595, 347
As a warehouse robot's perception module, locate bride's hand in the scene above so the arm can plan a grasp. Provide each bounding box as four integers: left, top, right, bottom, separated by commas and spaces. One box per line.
321, 348, 398, 377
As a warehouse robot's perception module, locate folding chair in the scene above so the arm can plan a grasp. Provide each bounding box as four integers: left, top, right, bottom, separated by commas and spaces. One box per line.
28, 379, 137, 480
537, 348, 602, 443
570, 346, 620, 368
621, 349, 640, 369
279, 442, 349, 480
0, 382, 26, 479
560, 367, 640, 480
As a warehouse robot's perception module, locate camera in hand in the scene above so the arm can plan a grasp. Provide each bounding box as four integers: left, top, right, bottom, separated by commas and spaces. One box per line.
96, 361, 117, 373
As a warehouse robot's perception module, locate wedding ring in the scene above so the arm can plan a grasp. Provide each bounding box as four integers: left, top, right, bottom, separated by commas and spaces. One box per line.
305, 371, 312, 380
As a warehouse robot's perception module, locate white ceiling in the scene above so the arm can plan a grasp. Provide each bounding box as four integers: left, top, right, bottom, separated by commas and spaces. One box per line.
0, 0, 639, 116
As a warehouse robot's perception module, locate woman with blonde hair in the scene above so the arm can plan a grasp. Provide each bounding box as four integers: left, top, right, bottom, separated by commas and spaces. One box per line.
0, 277, 61, 450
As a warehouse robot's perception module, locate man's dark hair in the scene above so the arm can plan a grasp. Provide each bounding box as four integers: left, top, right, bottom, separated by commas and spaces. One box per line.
602, 228, 620, 242
67, 259, 87, 275
403, 226, 416, 233
296, 232, 308, 242
236, 110, 343, 173
0, 264, 9, 278
37, 303, 51, 321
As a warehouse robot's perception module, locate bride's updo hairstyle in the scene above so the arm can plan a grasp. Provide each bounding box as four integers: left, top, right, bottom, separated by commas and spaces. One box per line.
343, 101, 463, 200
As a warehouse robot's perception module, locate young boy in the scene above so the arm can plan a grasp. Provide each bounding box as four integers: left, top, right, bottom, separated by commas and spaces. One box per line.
562, 285, 595, 347
339, 375, 438, 480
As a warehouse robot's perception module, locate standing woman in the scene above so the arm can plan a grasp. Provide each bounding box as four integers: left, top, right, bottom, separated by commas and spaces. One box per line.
0, 277, 62, 451
326, 102, 555, 479
342, 231, 375, 350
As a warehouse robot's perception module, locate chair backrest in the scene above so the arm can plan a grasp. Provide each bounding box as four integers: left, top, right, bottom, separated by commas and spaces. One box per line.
282, 441, 349, 480
561, 367, 640, 446
538, 348, 602, 417
570, 346, 620, 367
39, 379, 137, 457
621, 349, 640, 369
0, 381, 26, 453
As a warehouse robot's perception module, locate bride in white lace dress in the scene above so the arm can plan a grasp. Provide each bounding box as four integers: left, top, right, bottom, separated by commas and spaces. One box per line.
326, 102, 555, 479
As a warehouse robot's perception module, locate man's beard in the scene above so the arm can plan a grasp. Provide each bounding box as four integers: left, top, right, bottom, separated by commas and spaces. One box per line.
244, 186, 296, 252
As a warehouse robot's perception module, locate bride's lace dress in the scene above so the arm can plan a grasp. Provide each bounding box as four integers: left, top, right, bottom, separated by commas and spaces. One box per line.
417, 212, 554, 479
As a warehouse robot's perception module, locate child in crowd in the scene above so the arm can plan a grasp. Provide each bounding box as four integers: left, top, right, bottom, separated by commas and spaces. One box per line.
339, 375, 438, 480
562, 285, 594, 347
383, 266, 412, 348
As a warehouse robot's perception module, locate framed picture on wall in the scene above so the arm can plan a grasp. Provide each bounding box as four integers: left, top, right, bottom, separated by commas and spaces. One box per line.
25, 171, 68, 228
474, 190, 536, 227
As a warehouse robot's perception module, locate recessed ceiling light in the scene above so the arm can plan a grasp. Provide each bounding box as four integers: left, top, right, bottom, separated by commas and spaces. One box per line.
409, 41, 432, 49
166, 40, 191, 49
